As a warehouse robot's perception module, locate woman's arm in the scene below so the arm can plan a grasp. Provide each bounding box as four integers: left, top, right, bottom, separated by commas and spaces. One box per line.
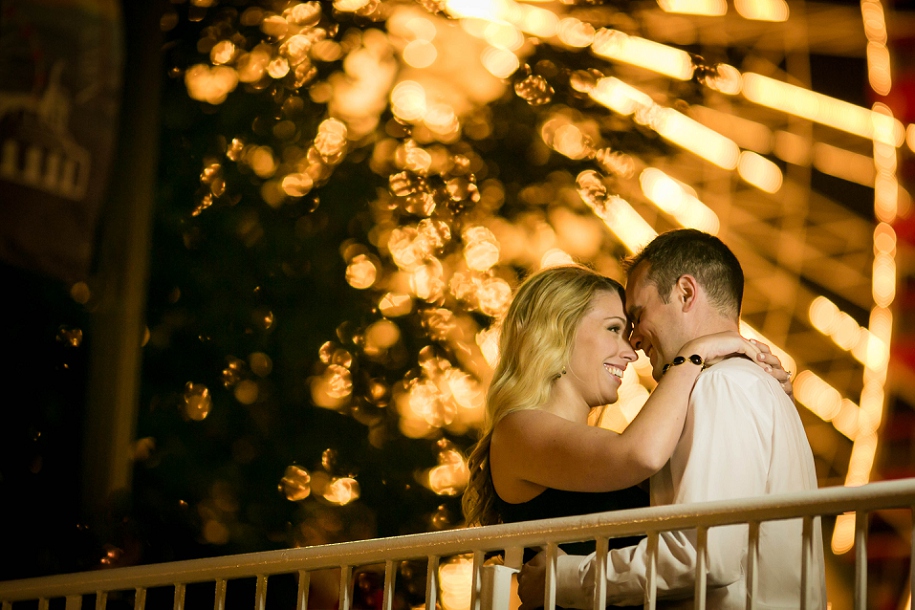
492, 331, 769, 495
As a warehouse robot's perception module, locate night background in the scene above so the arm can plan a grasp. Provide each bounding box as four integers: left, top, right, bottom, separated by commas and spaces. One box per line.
2, 0, 915, 607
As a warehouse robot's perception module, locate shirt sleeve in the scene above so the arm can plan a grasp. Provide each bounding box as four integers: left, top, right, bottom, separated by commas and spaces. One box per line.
554, 364, 773, 608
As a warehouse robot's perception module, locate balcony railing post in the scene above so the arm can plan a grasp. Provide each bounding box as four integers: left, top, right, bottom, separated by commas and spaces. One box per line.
645, 531, 658, 610
95, 591, 107, 610
339, 565, 353, 610
470, 549, 484, 610
592, 537, 608, 610
800, 516, 813, 610
747, 522, 759, 610
135, 588, 147, 610
65, 595, 82, 610
694, 527, 707, 610
296, 570, 310, 610
382, 559, 395, 610
544, 542, 559, 610
425, 555, 440, 610
173, 583, 186, 610
855, 512, 868, 610
214, 579, 226, 610
255, 575, 267, 610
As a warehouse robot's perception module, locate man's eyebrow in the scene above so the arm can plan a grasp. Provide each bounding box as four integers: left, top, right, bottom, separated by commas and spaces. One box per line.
626, 305, 641, 319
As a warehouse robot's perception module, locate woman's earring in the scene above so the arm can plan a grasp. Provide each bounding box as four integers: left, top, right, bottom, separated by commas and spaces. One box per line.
561, 367, 567, 375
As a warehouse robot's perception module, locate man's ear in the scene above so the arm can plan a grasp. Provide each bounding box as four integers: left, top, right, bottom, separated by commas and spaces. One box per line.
674, 275, 700, 312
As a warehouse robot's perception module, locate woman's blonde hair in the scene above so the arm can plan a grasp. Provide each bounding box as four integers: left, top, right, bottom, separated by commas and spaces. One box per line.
462, 265, 625, 526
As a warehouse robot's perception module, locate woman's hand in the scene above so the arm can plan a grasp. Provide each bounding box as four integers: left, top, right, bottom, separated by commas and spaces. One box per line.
678, 331, 793, 398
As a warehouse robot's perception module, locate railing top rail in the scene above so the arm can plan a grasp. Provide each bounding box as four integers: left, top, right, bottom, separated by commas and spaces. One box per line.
3, 478, 915, 600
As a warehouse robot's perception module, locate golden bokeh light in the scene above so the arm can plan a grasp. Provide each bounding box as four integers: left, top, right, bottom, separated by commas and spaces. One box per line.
591, 29, 695, 81
323, 477, 360, 505
281, 465, 312, 501
183, 382, 212, 421
734, 0, 789, 21
658, 0, 727, 16
737, 151, 783, 193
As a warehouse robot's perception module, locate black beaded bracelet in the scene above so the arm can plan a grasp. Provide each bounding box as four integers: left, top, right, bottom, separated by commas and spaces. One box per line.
661, 354, 705, 376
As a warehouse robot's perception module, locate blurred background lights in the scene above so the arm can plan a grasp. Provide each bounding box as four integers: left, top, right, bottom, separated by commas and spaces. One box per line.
281, 465, 312, 501
591, 29, 695, 81
734, 0, 789, 21
20, 0, 900, 599
658, 0, 728, 16
183, 382, 212, 421
737, 151, 783, 193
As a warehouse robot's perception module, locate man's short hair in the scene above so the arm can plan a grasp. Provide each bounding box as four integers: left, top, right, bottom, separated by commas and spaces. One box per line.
623, 228, 744, 319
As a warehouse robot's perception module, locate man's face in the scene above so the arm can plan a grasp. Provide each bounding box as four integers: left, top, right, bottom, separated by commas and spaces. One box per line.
625, 262, 687, 381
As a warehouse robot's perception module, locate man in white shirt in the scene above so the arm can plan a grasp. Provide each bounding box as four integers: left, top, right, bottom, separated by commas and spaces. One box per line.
518, 229, 826, 608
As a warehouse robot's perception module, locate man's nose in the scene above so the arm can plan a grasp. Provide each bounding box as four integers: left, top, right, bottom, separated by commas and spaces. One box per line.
629, 329, 642, 351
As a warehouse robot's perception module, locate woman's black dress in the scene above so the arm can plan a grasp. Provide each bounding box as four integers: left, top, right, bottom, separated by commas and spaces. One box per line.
495, 485, 649, 609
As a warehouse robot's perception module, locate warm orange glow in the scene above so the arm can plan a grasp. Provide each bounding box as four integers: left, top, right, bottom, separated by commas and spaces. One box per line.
281, 465, 312, 501
183, 382, 212, 421
737, 151, 782, 193
639, 168, 720, 233
812, 144, 874, 186
346, 254, 379, 289
557, 18, 595, 48
577, 170, 657, 253
651, 108, 740, 170
323, 477, 360, 505
658, 0, 727, 15
742, 73, 905, 146
591, 29, 694, 81
184, 64, 238, 105
589, 77, 653, 116
734, 0, 789, 21
481, 46, 520, 78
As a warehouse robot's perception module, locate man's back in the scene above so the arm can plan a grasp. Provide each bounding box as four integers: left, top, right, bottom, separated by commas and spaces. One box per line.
650, 357, 826, 608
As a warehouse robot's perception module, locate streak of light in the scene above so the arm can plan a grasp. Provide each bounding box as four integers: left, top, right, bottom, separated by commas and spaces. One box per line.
812, 143, 875, 186
741, 73, 905, 147
657, 0, 727, 16
734, 0, 789, 21
737, 151, 783, 193
638, 168, 720, 233
689, 106, 773, 153
591, 29, 694, 81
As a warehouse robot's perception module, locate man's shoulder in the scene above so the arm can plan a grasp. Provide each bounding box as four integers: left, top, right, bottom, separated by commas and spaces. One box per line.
692, 356, 784, 401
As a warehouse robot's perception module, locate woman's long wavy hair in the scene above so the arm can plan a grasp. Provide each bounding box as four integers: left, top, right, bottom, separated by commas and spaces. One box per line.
462, 265, 626, 526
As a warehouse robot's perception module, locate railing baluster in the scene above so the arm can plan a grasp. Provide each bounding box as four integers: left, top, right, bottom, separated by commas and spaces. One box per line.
694, 527, 707, 610
95, 591, 107, 610
338, 565, 353, 610
135, 588, 147, 610
746, 522, 759, 610
214, 579, 226, 610
470, 550, 484, 610
3, 601, 11, 610
544, 542, 558, 610
800, 516, 813, 610
39, 598, 49, 610
592, 537, 608, 610
382, 559, 395, 610
254, 575, 267, 610
855, 511, 867, 610
645, 531, 658, 610
65, 595, 82, 610
426, 555, 440, 610
296, 571, 310, 610
173, 583, 186, 610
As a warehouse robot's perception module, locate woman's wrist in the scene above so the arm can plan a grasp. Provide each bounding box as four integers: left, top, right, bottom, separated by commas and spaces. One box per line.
661, 353, 706, 376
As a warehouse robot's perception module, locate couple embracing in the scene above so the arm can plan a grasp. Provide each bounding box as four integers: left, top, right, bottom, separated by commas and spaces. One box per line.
462, 228, 826, 609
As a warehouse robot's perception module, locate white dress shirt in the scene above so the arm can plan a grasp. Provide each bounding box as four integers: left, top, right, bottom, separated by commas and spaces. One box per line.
554, 357, 827, 609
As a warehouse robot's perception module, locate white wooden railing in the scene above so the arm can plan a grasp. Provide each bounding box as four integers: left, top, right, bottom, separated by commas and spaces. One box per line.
2, 478, 915, 610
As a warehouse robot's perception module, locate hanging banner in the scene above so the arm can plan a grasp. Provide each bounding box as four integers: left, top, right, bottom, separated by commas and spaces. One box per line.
0, 0, 123, 281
